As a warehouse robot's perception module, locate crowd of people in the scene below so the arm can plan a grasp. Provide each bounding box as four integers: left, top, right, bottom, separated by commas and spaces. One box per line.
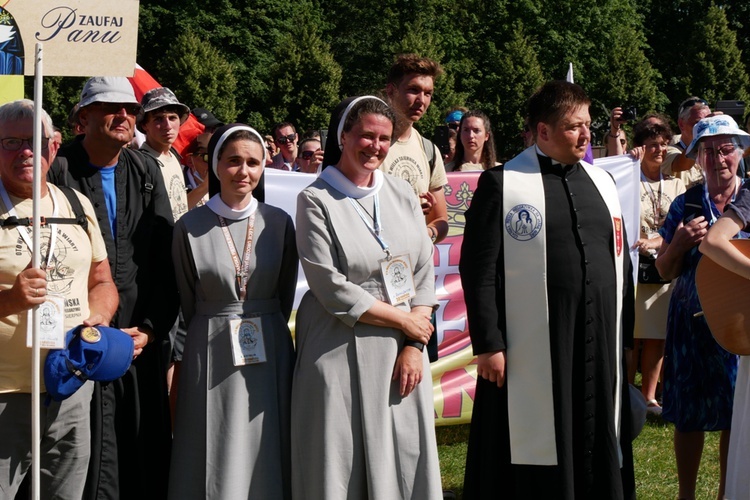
2, 50, 750, 500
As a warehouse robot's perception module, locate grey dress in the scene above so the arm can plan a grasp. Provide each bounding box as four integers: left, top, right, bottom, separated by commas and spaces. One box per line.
291, 172, 442, 500
169, 202, 297, 500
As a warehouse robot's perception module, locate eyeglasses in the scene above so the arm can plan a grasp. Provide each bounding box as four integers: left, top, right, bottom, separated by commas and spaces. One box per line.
192, 148, 208, 162
276, 133, 296, 145
91, 102, 142, 116
701, 144, 737, 160
299, 150, 317, 160
0, 137, 49, 151
678, 98, 708, 114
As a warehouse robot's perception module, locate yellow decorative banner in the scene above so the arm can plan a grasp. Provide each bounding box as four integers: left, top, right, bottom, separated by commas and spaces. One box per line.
0, 75, 23, 103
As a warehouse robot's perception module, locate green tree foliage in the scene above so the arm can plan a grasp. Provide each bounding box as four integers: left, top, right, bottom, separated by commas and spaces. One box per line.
724, 1, 750, 74
157, 31, 238, 124
35, 76, 86, 142
317, 0, 403, 97
513, 0, 664, 136
33, 0, 750, 151
471, 22, 546, 160
266, 9, 342, 134
138, 0, 294, 126
640, 0, 750, 118
681, 3, 750, 105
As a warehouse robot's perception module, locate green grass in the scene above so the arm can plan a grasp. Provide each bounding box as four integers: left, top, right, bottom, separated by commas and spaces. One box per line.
437, 410, 722, 499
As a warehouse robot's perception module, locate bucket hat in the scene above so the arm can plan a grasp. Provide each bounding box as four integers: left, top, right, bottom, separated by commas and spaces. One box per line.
685, 115, 750, 158
72, 76, 141, 123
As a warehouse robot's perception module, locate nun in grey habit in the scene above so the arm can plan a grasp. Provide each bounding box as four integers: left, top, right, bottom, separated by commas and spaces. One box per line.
168, 124, 297, 499
291, 96, 442, 499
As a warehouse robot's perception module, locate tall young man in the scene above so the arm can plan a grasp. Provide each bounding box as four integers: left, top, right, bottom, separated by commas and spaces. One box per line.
382, 54, 449, 245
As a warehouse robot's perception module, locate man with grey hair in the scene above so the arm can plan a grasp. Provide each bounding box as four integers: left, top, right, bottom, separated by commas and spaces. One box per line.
661, 97, 712, 188
0, 99, 118, 499
48, 77, 178, 500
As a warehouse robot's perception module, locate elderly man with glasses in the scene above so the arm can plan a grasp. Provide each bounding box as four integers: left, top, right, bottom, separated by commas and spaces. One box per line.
0, 99, 118, 500
47, 76, 178, 500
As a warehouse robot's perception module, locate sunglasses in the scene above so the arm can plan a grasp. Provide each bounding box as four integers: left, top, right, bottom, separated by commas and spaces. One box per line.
678, 98, 707, 114
276, 133, 296, 145
299, 150, 318, 160
447, 123, 460, 131
192, 148, 208, 162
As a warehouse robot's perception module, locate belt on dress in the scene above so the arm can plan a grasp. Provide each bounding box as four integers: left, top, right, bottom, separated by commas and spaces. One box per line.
195, 298, 281, 316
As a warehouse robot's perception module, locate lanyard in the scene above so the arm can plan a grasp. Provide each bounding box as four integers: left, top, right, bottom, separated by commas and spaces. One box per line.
703, 177, 740, 224
348, 195, 391, 260
0, 177, 58, 270
218, 213, 256, 300
640, 171, 664, 227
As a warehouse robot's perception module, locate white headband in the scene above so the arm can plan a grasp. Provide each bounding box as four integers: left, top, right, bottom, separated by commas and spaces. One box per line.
211, 125, 266, 178
336, 95, 387, 150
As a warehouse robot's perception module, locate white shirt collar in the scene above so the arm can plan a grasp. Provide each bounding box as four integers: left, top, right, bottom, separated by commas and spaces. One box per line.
318, 166, 383, 199
206, 194, 258, 220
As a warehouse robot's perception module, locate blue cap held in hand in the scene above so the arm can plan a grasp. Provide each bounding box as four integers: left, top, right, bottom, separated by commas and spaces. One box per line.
44, 325, 134, 402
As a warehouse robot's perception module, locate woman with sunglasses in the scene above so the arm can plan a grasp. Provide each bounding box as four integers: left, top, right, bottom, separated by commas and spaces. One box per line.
655, 115, 750, 500
169, 124, 298, 499
291, 96, 442, 498
445, 110, 499, 172
293, 137, 324, 174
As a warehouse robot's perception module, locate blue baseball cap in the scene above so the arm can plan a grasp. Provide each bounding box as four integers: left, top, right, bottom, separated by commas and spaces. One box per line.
445, 110, 464, 123
44, 325, 134, 402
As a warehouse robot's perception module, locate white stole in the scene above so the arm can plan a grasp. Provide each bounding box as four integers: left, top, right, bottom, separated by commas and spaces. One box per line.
502, 146, 625, 466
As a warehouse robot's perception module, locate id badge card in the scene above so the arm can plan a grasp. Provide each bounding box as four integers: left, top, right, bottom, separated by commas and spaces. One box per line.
380, 254, 417, 306
229, 316, 267, 366
27, 294, 65, 349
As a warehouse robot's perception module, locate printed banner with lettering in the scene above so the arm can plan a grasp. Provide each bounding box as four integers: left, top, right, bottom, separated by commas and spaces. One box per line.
5, 0, 139, 77
264, 155, 640, 427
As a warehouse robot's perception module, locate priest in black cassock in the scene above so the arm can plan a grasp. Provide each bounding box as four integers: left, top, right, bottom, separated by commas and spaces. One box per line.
459, 80, 636, 499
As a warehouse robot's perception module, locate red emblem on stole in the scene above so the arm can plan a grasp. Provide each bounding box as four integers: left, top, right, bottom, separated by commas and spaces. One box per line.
613, 217, 622, 256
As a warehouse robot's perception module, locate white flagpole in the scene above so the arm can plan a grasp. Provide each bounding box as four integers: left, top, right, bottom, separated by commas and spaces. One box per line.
31, 41, 43, 500
566, 62, 574, 84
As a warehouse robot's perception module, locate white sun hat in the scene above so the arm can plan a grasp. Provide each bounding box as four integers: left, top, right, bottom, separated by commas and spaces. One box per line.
685, 115, 750, 159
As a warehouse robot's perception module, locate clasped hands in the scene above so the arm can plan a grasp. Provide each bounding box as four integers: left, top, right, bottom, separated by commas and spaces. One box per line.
393, 308, 434, 397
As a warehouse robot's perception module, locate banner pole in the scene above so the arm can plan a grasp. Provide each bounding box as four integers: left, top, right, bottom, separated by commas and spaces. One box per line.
31, 41, 43, 500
